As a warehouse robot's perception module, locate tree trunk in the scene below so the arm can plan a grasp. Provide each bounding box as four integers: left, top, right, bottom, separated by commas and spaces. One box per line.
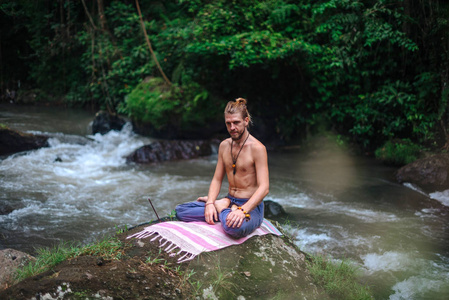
135, 0, 172, 85
81, 0, 97, 30
96, 0, 118, 51
97, 0, 107, 31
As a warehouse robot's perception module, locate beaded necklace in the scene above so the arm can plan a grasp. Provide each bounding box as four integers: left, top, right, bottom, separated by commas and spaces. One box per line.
231, 130, 249, 175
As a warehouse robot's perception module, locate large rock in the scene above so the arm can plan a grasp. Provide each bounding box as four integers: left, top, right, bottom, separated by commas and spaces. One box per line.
186, 234, 326, 299
0, 127, 49, 156
0, 249, 35, 291
126, 140, 218, 163
92, 111, 126, 135
396, 154, 449, 192
0, 222, 332, 299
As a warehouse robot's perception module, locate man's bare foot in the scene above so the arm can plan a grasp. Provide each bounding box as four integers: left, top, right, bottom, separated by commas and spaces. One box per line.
197, 196, 208, 202
230, 204, 238, 211
214, 198, 231, 213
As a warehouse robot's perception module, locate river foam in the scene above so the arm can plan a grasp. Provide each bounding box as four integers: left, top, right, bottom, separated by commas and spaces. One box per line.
402, 182, 449, 207
429, 189, 449, 207
390, 275, 449, 300
361, 251, 419, 273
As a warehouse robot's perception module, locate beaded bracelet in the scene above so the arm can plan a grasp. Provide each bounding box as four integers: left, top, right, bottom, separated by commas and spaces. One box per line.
236, 206, 247, 213
237, 207, 251, 221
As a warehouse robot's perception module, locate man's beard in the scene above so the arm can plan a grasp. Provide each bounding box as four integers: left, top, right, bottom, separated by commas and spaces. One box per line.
231, 128, 246, 141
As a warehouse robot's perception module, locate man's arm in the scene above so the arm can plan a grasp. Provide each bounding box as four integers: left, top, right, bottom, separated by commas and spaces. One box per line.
242, 144, 269, 211
226, 143, 269, 228
204, 142, 226, 224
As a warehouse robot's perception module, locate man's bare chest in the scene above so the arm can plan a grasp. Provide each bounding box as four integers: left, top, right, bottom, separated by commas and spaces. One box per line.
224, 148, 254, 175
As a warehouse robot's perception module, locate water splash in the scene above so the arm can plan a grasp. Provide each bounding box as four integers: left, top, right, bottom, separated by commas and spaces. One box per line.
0, 124, 216, 249
362, 251, 419, 273
429, 189, 449, 207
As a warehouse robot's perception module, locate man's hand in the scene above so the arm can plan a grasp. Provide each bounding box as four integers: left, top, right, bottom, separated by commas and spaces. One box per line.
198, 196, 218, 224
225, 209, 245, 228
204, 203, 218, 225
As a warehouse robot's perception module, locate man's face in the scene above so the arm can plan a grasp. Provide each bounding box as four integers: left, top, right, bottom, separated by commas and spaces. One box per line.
225, 113, 248, 141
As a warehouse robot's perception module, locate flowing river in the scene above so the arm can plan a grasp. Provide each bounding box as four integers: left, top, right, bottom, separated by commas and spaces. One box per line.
1, 104, 448, 299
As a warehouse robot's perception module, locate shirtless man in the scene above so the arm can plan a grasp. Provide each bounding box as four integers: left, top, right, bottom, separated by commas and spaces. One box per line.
175, 98, 269, 238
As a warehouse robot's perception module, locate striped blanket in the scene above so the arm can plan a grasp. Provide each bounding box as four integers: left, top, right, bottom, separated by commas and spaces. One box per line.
127, 219, 282, 263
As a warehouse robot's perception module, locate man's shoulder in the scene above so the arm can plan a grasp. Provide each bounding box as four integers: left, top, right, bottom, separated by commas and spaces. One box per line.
218, 138, 231, 152
249, 137, 267, 163
219, 138, 231, 146
249, 135, 266, 151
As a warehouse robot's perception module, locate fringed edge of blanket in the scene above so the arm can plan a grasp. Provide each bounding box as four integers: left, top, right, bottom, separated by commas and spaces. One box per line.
127, 230, 198, 263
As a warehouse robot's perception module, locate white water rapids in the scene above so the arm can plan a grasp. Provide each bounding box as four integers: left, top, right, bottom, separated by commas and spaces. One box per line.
1, 104, 448, 299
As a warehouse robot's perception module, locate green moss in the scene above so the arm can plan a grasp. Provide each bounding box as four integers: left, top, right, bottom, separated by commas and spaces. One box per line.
124, 77, 182, 129
306, 255, 372, 300
276, 219, 373, 299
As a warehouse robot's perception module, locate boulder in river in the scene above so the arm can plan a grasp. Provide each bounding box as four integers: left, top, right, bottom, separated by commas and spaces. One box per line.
126, 140, 218, 163
0, 127, 49, 156
264, 200, 288, 219
0, 204, 14, 215
396, 153, 449, 192
91, 111, 127, 135
186, 232, 325, 299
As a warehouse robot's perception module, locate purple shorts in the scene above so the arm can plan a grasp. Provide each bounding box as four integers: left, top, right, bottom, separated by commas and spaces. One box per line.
175, 194, 264, 238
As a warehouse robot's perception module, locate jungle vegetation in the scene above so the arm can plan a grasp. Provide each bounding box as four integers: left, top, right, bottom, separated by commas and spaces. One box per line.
1, 0, 448, 154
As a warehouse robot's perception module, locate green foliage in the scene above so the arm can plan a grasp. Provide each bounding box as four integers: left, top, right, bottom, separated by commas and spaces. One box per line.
375, 139, 422, 166
179, 0, 446, 146
303, 0, 436, 147
307, 255, 372, 300
74, 1, 155, 110
2, 0, 448, 148
124, 76, 221, 133
124, 77, 182, 129
5, 1, 86, 95
346, 80, 437, 148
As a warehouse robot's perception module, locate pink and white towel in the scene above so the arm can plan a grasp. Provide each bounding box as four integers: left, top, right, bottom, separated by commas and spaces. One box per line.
127, 219, 282, 263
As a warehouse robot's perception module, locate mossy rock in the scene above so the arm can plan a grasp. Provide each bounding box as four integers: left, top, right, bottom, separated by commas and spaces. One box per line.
186, 233, 329, 300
